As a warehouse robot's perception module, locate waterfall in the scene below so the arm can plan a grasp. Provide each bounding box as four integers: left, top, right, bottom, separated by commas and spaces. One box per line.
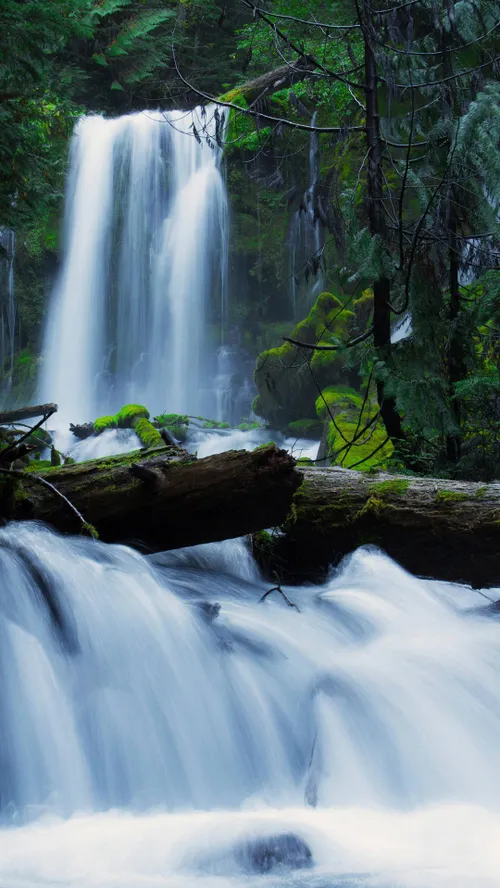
0, 228, 16, 394
1, 522, 500, 885
40, 108, 228, 425
288, 112, 324, 317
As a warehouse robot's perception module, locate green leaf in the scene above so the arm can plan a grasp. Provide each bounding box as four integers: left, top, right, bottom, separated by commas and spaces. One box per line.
92, 52, 108, 66
110, 79, 125, 91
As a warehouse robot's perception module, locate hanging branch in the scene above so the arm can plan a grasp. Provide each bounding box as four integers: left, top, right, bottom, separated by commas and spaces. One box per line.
283, 327, 374, 350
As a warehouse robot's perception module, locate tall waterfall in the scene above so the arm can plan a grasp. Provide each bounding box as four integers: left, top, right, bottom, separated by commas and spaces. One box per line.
1, 522, 500, 885
288, 112, 324, 317
40, 108, 228, 424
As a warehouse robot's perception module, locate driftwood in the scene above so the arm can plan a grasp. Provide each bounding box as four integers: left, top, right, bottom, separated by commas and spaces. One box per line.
0, 403, 57, 425
0, 444, 300, 551
257, 467, 500, 589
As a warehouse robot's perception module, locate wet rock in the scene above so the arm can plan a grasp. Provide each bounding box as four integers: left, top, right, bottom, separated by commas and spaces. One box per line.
191, 600, 221, 621
236, 833, 312, 873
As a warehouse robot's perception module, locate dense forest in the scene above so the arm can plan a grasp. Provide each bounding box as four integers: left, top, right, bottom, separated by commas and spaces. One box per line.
1, 0, 500, 481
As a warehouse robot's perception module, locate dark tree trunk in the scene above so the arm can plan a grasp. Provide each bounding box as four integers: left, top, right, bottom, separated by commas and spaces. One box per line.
363, 26, 405, 442
446, 216, 463, 461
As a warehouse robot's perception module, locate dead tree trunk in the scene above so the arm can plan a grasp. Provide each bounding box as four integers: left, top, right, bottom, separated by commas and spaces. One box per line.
2, 446, 500, 587
0, 444, 300, 551
256, 467, 500, 588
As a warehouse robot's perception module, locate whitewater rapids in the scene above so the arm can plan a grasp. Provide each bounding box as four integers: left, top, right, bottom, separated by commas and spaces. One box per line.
0, 522, 499, 887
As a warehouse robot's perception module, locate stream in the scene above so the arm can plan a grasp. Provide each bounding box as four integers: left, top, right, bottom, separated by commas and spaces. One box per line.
0, 520, 500, 887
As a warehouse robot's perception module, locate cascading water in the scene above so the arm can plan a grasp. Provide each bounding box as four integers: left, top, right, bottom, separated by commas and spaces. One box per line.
288, 113, 324, 317
1, 521, 500, 886
40, 108, 228, 425
0, 228, 16, 394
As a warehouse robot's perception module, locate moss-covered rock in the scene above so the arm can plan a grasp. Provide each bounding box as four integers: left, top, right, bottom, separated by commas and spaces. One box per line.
94, 415, 118, 435
325, 411, 393, 471
315, 386, 362, 422
254, 292, 355, 428
116, 404, 149, 428
287, 419, 323, 438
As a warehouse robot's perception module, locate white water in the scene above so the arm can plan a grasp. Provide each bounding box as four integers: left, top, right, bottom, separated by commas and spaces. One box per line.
288, 113, 324, 317
40, 108, 227, 425
1, 522, 500, 885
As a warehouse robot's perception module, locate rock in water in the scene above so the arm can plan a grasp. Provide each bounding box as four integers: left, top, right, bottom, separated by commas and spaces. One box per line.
236, 833, 312, 873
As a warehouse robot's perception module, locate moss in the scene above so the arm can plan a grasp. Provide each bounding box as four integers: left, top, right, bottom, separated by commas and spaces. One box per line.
287, 419, 323, 438
315, 386, 363, 421
24, 459, 53, 472
237, 421, 260, 431
435, 489, 469, 503
155, 413, 190, 443
94, 415, 118, 435
369, 478, 410, 496
133, 418, 163, 449
254, 291, 357, 428
297, 457, 314, 465
201, 419, 231, 430
252, 394, 263, 417
155, 413, 189, 426
116, 404, 150, 428
82, 521, 99, 539
475, 486, 488, 497
50, 447, 61, 467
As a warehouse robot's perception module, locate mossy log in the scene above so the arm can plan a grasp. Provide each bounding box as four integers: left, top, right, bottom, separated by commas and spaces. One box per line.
1, 444, 300, 551
258, 467, 500, 588
3, 448, 500, 587
222, 59, 317, 106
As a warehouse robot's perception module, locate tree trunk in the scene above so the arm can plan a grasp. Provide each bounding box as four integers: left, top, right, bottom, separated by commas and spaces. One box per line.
363, 23, 405, 442
228, 58, 317, 106
255, 466, 500, 588
1, 444, 300, 551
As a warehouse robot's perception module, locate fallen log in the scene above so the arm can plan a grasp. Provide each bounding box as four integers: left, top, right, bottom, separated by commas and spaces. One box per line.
257, 467, 500, 589
0, 444, 300, 551
2, 448, 500, 587
0, 403, 57, 425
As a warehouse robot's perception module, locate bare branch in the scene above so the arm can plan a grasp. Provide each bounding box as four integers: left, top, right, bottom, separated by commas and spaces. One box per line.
283, 326, 374, 350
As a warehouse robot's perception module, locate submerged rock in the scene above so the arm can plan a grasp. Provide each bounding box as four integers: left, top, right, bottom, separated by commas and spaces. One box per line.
235, 833, 313, 873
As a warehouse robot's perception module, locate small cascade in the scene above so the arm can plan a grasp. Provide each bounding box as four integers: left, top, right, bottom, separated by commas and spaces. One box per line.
40, 108, 228, 425
1, 523, 500, 885
0, 229, 16, 394
288, 112, 324, 317
212, 345, 255, 424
